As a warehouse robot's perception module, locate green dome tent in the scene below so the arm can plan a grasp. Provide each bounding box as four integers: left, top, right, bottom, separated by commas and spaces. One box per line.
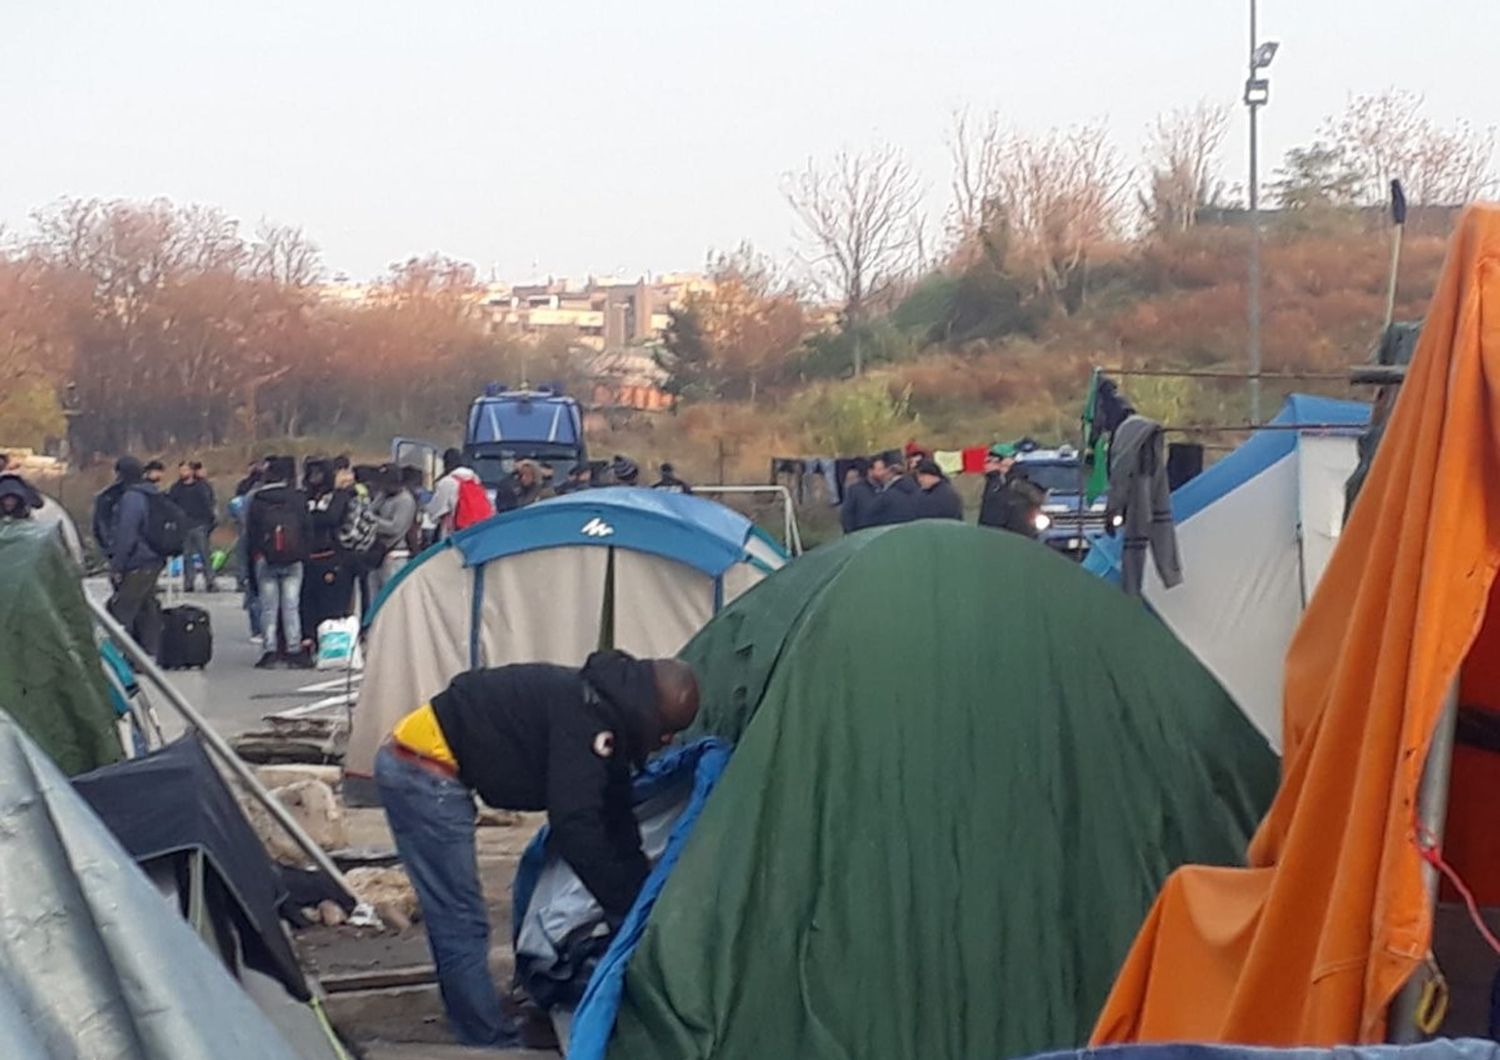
0, 520, 120, 776
601, 522, 1279, 1060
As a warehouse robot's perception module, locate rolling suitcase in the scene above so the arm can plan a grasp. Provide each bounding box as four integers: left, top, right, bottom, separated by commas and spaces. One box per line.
159, 605, 213, 669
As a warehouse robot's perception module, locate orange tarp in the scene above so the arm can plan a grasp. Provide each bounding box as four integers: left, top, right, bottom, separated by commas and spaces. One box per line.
1091, 204, 1500, 1046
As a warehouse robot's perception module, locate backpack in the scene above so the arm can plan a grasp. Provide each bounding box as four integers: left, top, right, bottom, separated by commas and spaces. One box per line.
337, 490, 379, 553
453, 476, 495, 531
255, 491, 306, 564
141, 491, 187, 557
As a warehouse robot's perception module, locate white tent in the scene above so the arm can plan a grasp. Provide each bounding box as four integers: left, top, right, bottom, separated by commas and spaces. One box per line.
345, 489, 786, 795
1085, 395, 1369, 751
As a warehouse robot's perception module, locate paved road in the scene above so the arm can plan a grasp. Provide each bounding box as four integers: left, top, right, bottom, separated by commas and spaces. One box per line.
86, 577, 347, 740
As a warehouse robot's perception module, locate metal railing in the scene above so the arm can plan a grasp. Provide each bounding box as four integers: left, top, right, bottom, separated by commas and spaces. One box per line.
690, 485, 804, 556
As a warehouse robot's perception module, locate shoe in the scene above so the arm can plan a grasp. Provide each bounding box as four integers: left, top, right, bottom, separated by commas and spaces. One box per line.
288, 650, 317, 670
248, 634, 264, 646
254, 652, 279, 669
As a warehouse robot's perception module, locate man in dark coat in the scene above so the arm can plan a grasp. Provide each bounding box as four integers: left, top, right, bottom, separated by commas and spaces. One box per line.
375, 651, 700, 1048
913, 459, 963, 520
978, 443, 1044, 538
868, 450, 920, 526
106, 456, 166, 656
840, 457, 877, 533
168, 460, 217, 591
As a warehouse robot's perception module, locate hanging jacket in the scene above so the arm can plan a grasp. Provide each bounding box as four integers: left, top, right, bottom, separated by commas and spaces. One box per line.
1106, 414, 1183, 596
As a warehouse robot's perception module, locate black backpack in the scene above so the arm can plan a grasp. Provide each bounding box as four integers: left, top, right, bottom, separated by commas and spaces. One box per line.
255, 491, 306, 565
141, 491, 187, 557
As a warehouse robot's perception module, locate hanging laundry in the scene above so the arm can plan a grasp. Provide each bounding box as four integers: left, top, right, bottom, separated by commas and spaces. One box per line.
961, 446, 989, 475
1106, 415, 1182, 597
933, 451, 964, 477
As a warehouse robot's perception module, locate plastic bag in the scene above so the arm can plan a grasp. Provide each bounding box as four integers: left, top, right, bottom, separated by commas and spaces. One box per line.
316, 616, 363, 671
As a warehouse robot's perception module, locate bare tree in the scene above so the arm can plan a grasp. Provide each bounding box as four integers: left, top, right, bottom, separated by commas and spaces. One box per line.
1140, 101, 1229, 234
947, 108, 1006, 252
1324, 89, 1495, 206
250, 222, 324, 288
991, 121, 1130, 314
784, 145, 923, 375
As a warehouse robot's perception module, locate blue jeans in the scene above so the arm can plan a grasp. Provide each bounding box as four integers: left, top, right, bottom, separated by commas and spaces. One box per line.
238, 530, 262, 636
255, 559, 303, 653
375, 744, 517, 1047
182, 526, 213, 591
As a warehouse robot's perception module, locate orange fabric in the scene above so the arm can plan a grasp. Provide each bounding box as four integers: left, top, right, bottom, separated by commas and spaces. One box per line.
1092, 204, 1500, 1047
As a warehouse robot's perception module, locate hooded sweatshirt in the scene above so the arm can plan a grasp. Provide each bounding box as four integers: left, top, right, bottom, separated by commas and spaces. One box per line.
430, 651, 658, 920
426, 465, 483, 538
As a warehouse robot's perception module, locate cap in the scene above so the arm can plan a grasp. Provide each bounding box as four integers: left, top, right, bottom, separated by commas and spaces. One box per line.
914, 458, 944, 478
988, 443, 1018, 459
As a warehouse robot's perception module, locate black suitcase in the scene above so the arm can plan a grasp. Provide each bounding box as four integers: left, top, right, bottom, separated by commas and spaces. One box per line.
159, 605, 213, 669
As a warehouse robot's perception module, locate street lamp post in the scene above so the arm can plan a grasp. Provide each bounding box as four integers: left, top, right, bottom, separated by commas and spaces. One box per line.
1245, 2, 1278, 425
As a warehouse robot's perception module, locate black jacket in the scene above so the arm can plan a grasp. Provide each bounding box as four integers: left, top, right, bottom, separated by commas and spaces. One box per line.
978, 471, 1041, 538
306, 487, 353, 555
431, 651, 658, 920
871, 474, 920, 526
92, 481, 126, 555
840, 478, 877, 533
167, 478, 217, 529
916, 478, 963, 521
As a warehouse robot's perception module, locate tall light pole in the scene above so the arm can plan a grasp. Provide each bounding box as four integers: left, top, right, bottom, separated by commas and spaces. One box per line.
1244, 1, 1278, 425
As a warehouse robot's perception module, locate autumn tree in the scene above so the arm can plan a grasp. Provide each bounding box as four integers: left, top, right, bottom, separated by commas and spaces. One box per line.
659, 245, 806, 403
784, 145, 923, 375
1140, 101, 1229, 234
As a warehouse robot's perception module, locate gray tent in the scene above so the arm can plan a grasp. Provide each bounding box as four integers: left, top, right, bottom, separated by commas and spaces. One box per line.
0, 711, 300, 1059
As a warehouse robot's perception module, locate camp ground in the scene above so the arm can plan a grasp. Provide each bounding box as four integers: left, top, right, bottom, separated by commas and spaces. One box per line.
7, 215, 1500, 1060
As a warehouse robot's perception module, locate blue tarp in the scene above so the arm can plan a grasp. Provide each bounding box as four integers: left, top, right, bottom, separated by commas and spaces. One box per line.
1026, 1042, 1500, 1060
509, 737, 733, 1060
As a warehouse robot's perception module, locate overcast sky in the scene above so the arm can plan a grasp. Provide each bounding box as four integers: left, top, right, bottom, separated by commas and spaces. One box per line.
4, 1, 1495, 281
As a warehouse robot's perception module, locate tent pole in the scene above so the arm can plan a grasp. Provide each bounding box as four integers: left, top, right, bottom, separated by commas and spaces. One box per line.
1389, 674, 1460, 1043
87, 596, 359, 905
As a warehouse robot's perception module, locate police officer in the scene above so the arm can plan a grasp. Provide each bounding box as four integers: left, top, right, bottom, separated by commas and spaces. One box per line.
978, 442, 1043, 538
375, 650, 700, 1048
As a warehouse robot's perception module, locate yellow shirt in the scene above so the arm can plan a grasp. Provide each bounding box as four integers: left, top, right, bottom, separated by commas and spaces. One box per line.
390, 703, 457, 767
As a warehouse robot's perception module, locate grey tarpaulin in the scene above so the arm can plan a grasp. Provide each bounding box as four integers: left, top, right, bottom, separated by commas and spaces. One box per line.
0, 710, 299, 1060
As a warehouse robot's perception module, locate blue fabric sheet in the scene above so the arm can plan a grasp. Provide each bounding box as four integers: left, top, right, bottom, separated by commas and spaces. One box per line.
509, 737, 733, 1060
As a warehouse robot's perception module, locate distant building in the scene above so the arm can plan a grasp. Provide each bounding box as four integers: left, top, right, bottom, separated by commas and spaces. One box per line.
479, 275, 708, 351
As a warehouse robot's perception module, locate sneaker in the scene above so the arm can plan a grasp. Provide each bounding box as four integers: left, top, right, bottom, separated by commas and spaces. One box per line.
288, 650, 317, 670
248, 634, 264, 646
254, 651, 279, 670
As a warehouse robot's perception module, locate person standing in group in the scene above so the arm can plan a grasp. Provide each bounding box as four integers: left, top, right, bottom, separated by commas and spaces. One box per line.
554, 463, 594, 496
426, 448, 494, 542
651, 462, 692, 494
840, 457, 876, 533
375, 650, 700, 1048
106, 456, 167, 658
301, 457, 356, 642
91, 456, 138, 559
168, 460, 217, 592
610, 454, 640, 487
512, 460, 552, 508
913, 459, 963, 520
978, 443, 1043, 539
868, 450, 920, 526
246, 456, 311, 668
367, 463, 417, 599
230, 459, 267, 643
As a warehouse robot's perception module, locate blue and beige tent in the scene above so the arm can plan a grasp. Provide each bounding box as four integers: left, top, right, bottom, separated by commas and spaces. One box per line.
345, 489, 786, 789
1084, 394, 1369, 750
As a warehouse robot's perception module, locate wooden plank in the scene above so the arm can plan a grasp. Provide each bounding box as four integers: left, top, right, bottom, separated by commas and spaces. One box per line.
321, 965, 438, 994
